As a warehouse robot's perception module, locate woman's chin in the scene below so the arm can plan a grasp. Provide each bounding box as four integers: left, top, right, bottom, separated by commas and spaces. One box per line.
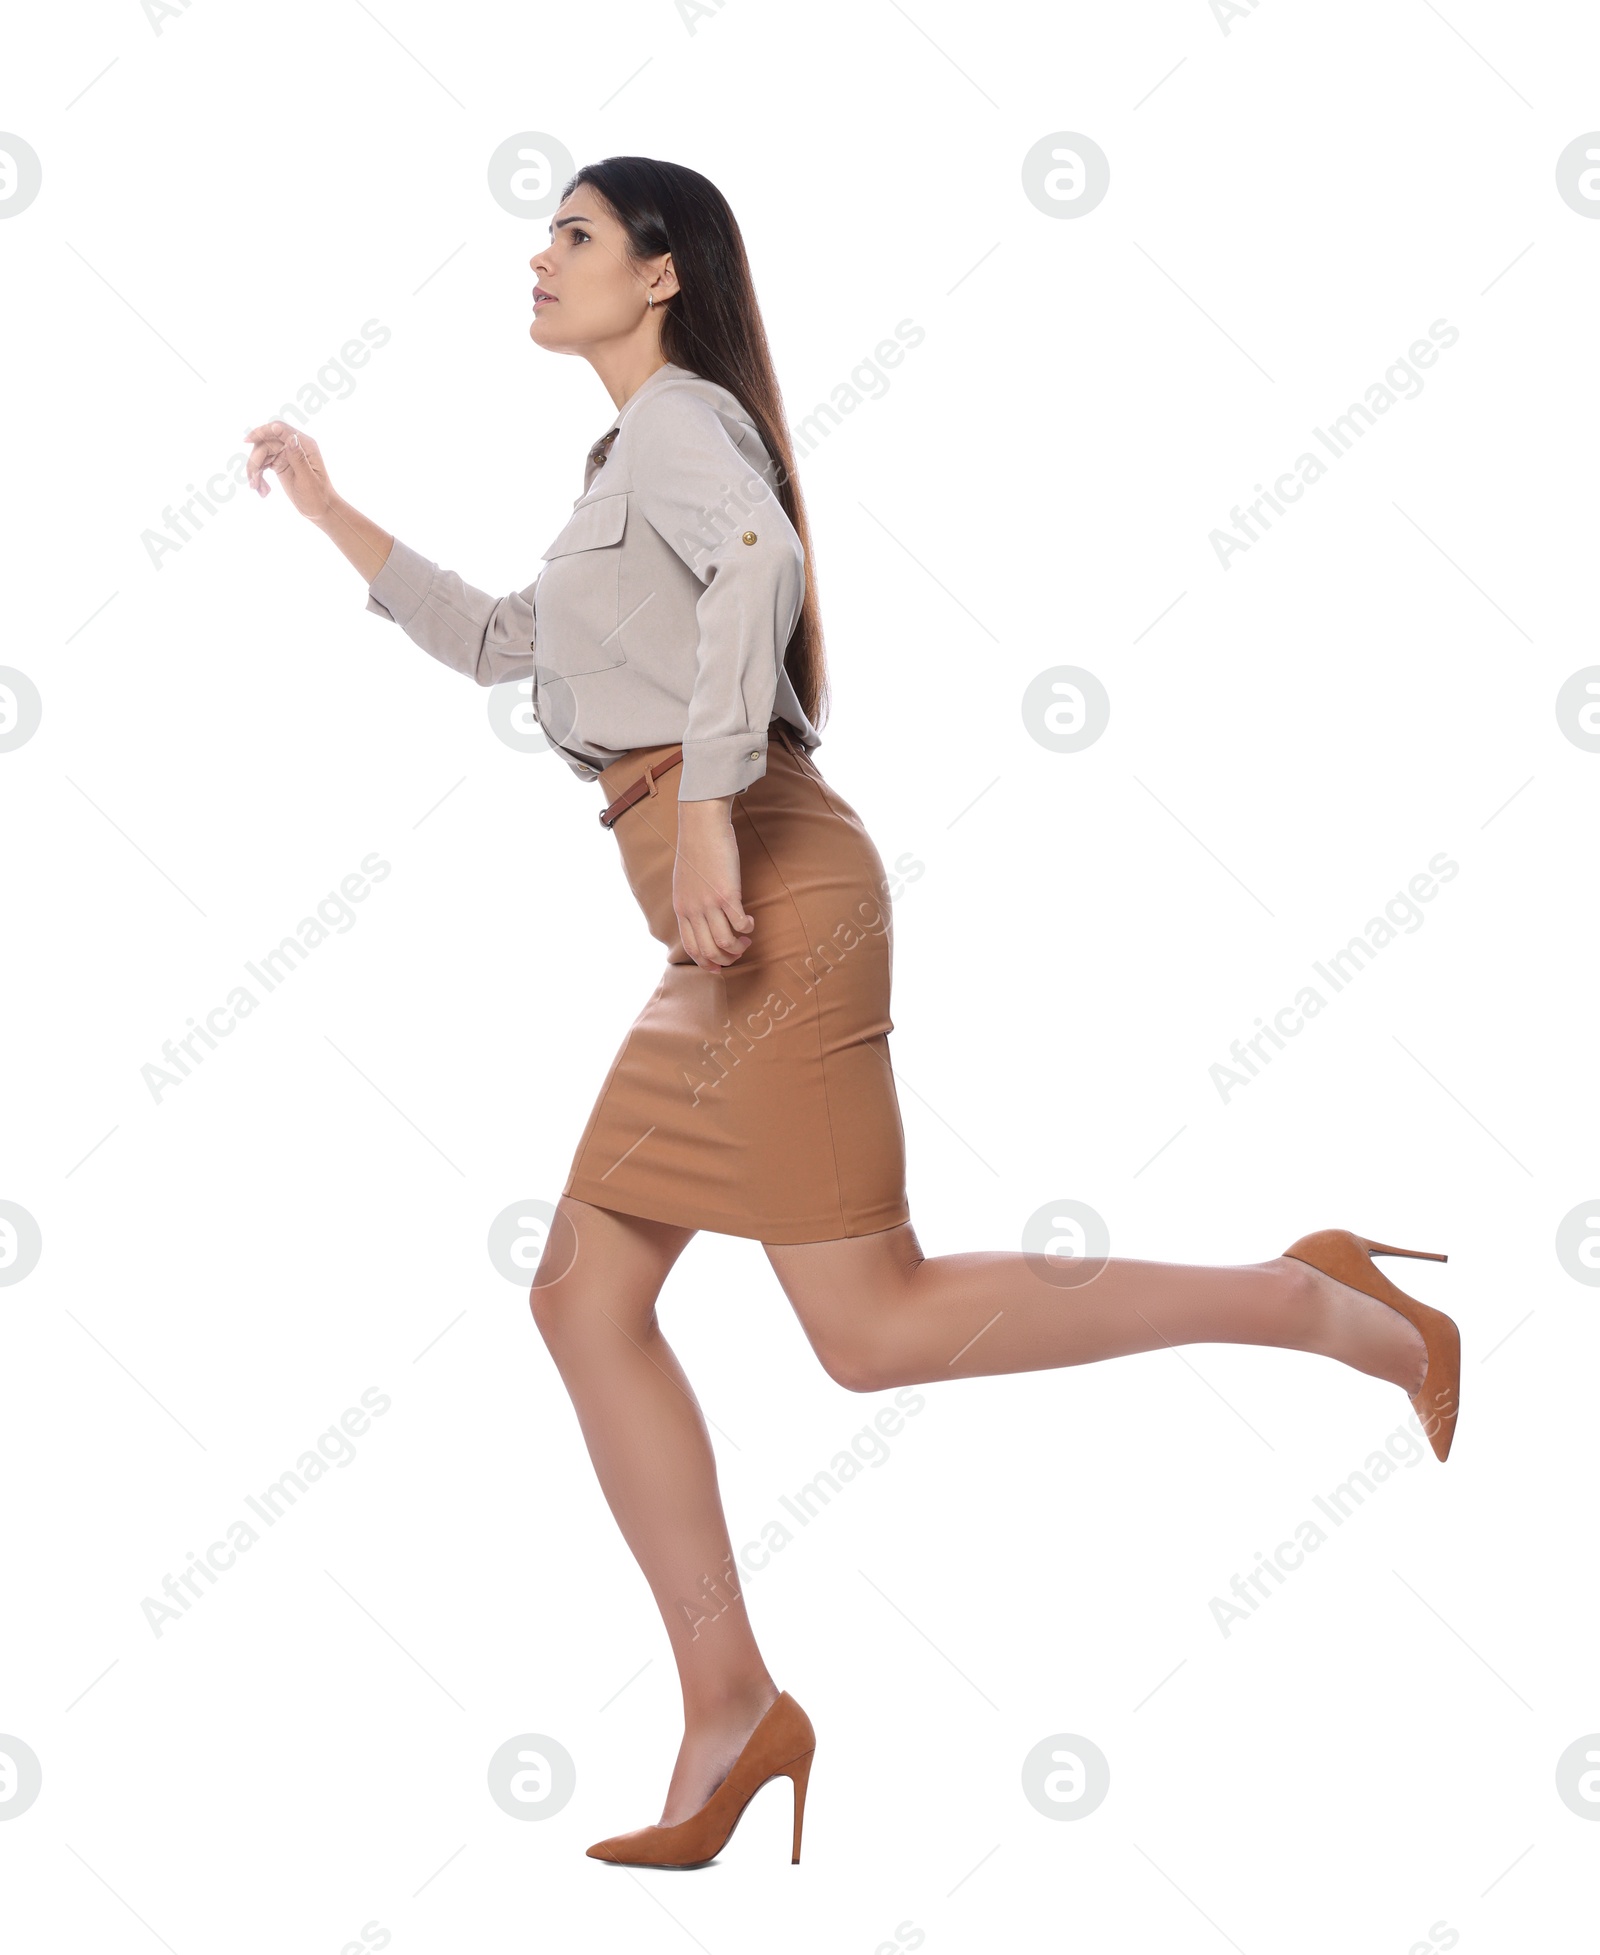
530, 311, 573, 348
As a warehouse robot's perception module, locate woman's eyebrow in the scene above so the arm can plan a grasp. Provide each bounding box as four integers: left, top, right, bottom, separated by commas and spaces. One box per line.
550, 214, 595, 232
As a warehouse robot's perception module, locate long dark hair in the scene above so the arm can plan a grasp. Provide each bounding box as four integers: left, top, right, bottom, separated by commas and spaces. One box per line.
560, 155, 829, 737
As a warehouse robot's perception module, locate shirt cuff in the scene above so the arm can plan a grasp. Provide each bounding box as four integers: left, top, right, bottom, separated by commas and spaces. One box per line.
677, 731, 769, 801
364, 536, 437, 626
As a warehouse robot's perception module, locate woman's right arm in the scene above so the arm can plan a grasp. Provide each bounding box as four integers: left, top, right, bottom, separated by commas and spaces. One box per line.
244, 419, 539, 688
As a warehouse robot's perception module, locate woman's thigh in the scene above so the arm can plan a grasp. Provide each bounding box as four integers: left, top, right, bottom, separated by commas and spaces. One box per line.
761, 1222, 925, 1386
530, 1195, 698, 1344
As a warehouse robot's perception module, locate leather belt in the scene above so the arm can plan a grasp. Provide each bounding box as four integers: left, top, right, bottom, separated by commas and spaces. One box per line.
598, 748, 683, 829
597, 723, 801, 831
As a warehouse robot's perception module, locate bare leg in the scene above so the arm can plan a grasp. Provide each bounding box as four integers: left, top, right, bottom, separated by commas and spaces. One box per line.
531, 1202, 1427, 1824
762, 1222, 1430, 1397
529, 1195, 778, 1825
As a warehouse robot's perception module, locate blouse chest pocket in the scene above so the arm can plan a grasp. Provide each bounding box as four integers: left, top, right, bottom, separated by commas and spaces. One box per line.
533, 492, 631, 678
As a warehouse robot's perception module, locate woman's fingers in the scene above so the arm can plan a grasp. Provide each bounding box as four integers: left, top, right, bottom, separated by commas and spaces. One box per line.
681, 913, 720, 969
241, 423, 332, 517
244, 421, 290, 485
244, 430, 291, 493
671, 818, 753, 968
702, 903, 752, 961
243, 419, 316, 453
679, 904, 753, 970
715, 895, 755, 958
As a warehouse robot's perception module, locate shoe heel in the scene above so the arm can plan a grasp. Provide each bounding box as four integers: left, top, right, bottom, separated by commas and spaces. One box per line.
786, 1747, 815, 1864
1357, 1237, 1448, 1264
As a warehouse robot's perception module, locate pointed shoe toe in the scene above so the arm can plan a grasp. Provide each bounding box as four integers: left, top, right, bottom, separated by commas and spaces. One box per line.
584, 1689, 817, 1868
585, 1826, 657, 1863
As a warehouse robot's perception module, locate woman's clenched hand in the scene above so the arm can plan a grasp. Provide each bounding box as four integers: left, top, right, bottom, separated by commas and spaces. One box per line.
673, 798, 754, 970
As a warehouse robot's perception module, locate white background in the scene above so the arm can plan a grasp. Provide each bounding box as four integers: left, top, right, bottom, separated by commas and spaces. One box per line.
3, 1, 1597, 1949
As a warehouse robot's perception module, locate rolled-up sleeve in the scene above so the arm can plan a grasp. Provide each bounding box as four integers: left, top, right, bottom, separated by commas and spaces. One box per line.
625, 391, 806, 800
365, 535, 540, 688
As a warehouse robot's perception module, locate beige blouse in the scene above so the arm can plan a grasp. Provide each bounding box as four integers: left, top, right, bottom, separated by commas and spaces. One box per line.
363, 361, 822, 801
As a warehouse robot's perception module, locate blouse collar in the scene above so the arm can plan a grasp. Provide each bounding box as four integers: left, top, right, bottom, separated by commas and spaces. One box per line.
589, 360, 685, 461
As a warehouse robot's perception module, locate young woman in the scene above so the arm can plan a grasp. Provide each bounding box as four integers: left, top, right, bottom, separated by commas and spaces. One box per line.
245, 155, 1462, 1871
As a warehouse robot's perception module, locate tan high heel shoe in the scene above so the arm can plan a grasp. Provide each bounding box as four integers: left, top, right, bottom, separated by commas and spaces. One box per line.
1282, 1229, 1460, 1462
585, 1690, 816, 1868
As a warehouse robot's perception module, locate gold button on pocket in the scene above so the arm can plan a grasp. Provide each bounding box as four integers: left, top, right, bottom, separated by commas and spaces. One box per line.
741, 531, 757, 545
747, 748, 760, 759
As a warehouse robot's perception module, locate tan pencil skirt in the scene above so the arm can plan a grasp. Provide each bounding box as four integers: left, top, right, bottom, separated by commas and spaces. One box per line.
560, 723, 911, 1243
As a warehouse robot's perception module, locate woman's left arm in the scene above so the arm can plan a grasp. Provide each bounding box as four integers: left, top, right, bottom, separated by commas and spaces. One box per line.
627, 391, 806, 971
675, 793, 754, 972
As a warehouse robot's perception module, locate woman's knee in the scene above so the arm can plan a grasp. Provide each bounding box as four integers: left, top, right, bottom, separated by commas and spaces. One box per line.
526, 1198, 690, 1343
819, 1334, 899, 1394
526, 1204, 582, 1330
764, 1229, 916, 1392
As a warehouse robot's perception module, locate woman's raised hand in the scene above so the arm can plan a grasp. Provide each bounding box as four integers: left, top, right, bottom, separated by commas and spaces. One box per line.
244, 424, 394, 584
243, 420, 337, 521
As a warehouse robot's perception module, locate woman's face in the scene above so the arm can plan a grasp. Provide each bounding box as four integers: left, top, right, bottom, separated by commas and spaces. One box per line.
529, 187, 676, 354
